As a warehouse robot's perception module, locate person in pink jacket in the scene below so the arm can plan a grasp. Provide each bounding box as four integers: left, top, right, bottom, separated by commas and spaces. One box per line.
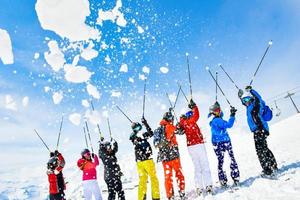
77, 149, 103, 200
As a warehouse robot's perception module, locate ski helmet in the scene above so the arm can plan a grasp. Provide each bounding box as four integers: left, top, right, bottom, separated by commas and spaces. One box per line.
81, 148, 90, 157
209, 102, 221, 116
47, 157, 58, 170
131, 122, 142, 132
104, 141, 112, 151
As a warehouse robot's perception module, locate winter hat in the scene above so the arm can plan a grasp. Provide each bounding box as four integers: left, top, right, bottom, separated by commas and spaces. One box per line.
163, 111, 174, 122
131, 122, 142, 132
81, 148, 90, 157
208, 101, 221, 117
104, 141, 112, 151
47, 157, 58, 170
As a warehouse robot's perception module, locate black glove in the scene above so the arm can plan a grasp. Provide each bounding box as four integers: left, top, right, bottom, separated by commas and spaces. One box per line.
50, 152, 55, 157
245, 85, 252, 92
141, 117, 147, 125
91, 153, 95, 158
129, 132, 137, 141
230, 106, 237, 117
100, 136, 104, 142
54, 150, 59, 156
188, 99, 196, 109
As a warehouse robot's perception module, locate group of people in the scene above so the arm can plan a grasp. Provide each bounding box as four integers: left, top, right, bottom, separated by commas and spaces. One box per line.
46, 86, 278, 200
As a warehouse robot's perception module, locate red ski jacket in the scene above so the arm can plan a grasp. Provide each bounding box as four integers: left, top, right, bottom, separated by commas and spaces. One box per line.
179, 105, 204, 146
47, 172, 59, 194
77, 155, 99, 181
47, 153, 66, 194
160, 119, 178, 146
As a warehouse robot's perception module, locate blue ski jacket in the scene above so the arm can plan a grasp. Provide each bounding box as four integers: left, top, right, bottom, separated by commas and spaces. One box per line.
245, 89, 269, 133
209, 114, 235, 144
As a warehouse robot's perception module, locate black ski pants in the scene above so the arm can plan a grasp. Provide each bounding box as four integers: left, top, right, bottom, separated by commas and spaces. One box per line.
253, 130, 277, 175
105, 176, 125, 200
49, 191, 65, 200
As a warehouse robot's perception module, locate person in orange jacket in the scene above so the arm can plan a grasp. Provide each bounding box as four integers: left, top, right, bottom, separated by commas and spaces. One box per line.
157, 109, 185, 200
47, 150, 66, 200
77, 149, 103, 200
178, 99, 213, 195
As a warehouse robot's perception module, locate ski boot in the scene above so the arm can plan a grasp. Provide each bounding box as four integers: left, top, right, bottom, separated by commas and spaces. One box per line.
220, 180, 228, 188
232, 179, 240, 187
196, 188, 203, 196
179, 190, 186, 200
205, 185, 213, 195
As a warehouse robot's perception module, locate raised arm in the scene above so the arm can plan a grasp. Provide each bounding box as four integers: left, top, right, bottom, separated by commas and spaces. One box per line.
142, 117, 154, 139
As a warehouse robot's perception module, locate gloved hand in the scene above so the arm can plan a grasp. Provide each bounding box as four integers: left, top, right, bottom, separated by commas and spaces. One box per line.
91, 153, 95, 158
141, 117, 147, 124
238, 89, 244, 98
230, 106, 237, 117
50, 152, 55, 157
100, 136, 104, 142
188, 99, 196, 109
54, 150, 59, 156
245, 85, 252, 92
129, 132, 137, 141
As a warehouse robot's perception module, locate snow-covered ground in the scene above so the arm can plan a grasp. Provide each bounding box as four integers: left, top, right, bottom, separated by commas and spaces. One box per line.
1, 114, 300, 200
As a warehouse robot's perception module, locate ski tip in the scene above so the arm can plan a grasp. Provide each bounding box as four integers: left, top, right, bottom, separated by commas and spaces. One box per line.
269, 40, 273, 45
205, 66, 210, 71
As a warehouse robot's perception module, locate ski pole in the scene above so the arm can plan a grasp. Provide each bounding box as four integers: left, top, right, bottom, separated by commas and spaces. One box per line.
186, 53, 193, 99
166, 92, 179, 123
249, 40, 273, 86
84, 121, 94, 154
206, 67, 232, 107
142, 79, 147, 118
173, 86, 181, 109
116, 105, 133, 123
83, 127, 89, 149
56, 116, 64, 151
34, 129, 51, 152
215, 71, 218, 102
177, 82, 189, 103
218, 64, 240, 90
107, 118, 113, 141
90, 100, 103, 138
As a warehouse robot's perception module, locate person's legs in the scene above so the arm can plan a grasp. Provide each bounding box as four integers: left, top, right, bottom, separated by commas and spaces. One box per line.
144, 159, 160, 200
213, 143, 227, 185
196, 144, 213, 189
172, 158, 185, 194
225, 142, 240, 181
105, 179, 116, 200
163, 161, 174, 199
187, 145, 203, 190
114, 177, 125, 200
82, 181, 92, 200
137, 161, 148, 200
91, 180, 103, 200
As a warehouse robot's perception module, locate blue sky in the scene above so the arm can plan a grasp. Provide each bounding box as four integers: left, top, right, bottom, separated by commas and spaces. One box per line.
0, 0, 300, 167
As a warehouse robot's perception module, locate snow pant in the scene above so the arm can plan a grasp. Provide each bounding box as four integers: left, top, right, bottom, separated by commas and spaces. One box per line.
213, 141, 240, 183
187, 143, 213, 190
162, 158, 185, 199
82, 179, 103, 200
49, 192, 65, 200
254, 131, 277, 175
137, 159, 160, 200
105, 176, 125, 200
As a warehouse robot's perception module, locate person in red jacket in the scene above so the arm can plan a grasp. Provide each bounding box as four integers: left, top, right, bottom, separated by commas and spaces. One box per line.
178, 99, 213, 196
47, 150, 66, 200
158, 110, 185, 200
77, 149, 103, 200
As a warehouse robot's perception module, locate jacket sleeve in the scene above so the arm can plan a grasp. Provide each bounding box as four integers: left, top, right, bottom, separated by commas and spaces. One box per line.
55, 153, 65, 172
250, 89, 262, 101
216, 116, 235, 129
112, 140, 118, 154
93, 154, 99, 166
98, 143, 105, 160
190, 105, 200, 123
142, 120, 154, 139
77, 158, 86, 170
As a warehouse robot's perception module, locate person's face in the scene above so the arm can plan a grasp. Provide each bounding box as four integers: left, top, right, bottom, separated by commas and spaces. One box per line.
84, 152, 91, 159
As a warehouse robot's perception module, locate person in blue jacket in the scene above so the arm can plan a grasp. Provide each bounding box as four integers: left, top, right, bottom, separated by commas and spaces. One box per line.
208, 102, 240, 187
239, 86, 277, 176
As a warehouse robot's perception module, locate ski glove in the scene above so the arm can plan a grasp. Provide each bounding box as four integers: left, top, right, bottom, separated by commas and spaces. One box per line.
188, 99, 196, 109
141, 117, 147, 125
54, 150, 60, 156
91, 153, 95, 158
230, 106, 237, 117
245, 85, 252, 92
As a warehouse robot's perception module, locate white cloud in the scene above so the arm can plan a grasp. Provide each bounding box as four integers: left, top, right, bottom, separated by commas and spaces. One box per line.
52, 91, 63, 104
22, 96, 29, 107
5, 95, 17, 111
64, 64, 92, 83
97, 0, 127, 27
142, 66, 150, 74
111, 90, 122, 97
82, 99, 89, 107
0, 29, 14, 64
86, 83, 100, 99
35, 0, 100, 41
69, 113, 81, 126
160, 66, 169, 74
81, 42, 99, 61
44, 40, 65, 72
119, 63, 128, 73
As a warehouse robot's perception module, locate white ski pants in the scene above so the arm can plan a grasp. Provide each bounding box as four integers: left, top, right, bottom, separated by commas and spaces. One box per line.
82, 180, 103, 200
188, 143, 213, 189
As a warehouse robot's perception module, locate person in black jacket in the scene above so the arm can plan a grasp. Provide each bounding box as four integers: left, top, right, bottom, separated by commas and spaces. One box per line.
99, 138, 125, 200
130, 117, 160, 200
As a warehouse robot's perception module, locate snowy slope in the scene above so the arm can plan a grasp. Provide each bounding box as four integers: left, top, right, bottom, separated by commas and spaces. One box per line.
1, 114, 300, 200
